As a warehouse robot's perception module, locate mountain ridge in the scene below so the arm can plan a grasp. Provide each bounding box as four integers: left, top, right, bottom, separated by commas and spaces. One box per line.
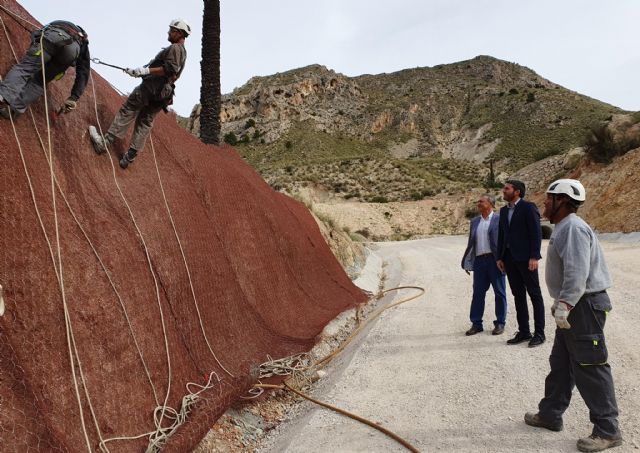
186, 55, 621, 203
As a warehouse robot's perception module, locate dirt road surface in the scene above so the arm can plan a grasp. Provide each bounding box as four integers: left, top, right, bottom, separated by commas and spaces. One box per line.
259, 235, 640, 453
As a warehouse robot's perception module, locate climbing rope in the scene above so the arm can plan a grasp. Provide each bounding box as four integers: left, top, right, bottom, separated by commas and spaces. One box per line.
1, 16, 165, 451
40, 27, 107, 453
88, 74, 176, 452
149, 136, 234, 377
99, 371, 222, 451
89, 76, 235, 450
314, 286, 425, 371
1, 4, 161, 416
256, 382, 422, 453
1, 16, 98, 450
249, 286, 425, 453
0, 3, 38, 32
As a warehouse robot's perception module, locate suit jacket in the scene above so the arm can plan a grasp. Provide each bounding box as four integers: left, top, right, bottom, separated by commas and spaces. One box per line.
497, 199, 542, 262
461, 213, 500, 271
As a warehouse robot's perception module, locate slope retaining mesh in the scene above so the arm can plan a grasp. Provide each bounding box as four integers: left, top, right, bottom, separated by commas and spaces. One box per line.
0, 1, 366, 450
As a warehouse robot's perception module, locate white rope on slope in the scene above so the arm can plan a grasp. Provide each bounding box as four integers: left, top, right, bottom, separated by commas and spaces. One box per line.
3, 14, 227, 449
1, 15, 164, 445
38, 28, 104, 453
88, 74, 176, 451
1, 15, 97, 451
149, 136, 234, 378
0, 3, 39, 31
98, 371, 221, 452
241, 353, 311, 399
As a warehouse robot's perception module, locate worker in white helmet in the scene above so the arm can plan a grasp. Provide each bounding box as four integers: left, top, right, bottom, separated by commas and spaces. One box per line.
88, 19, 191, 169
524, 179, 622, 453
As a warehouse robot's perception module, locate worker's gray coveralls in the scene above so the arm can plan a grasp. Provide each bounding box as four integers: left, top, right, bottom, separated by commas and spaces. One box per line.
107, 43, 186, 152
539, 214, 621, 440
0, 20, 90, 113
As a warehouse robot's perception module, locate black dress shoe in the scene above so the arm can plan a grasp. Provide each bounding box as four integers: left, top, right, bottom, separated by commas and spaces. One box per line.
492, 324, 505, 335
507, 331, 532, 345
528, 334, 546, 348
465, 325, 483, 336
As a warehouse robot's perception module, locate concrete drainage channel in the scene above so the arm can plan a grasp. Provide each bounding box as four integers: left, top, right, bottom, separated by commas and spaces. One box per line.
194, 247, 392, 452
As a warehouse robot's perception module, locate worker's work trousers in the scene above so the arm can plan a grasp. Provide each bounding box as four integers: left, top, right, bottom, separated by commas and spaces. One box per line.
537, 292, 621, 440
0, 28, 79, 113
107, 86, 163, 152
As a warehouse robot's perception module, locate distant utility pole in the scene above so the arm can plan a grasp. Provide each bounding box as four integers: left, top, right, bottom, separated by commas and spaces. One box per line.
200, 0, 221, 145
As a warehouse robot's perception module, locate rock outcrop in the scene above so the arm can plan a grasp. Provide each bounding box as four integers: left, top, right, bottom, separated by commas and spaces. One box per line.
188, 65, 366, 144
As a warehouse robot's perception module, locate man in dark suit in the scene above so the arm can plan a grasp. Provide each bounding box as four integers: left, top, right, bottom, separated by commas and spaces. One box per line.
497, 180, 545, 347
461, 194, 507, 336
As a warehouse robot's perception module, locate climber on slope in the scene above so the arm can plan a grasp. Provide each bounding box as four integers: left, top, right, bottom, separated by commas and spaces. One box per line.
0, 20, 90, 120
88, 19, 190, 170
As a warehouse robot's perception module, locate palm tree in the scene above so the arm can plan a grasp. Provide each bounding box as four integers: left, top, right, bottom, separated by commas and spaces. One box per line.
200, 0, 221, 145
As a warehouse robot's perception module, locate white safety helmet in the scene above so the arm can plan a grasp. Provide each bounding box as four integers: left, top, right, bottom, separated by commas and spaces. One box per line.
169, 19, 191, 37
546, 179, 586, 203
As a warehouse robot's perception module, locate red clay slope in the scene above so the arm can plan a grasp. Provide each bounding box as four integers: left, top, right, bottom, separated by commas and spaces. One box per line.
0, 2, 366, 451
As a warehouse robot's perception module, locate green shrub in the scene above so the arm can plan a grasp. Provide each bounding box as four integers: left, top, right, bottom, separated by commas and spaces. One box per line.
509, 88, 519, 95
369, 195, 389, 203
223, 132, 238, 145
285, 140, 293, 149
585, 121, 640, 163
244, 118, 256, 129
526, 92, 536, 103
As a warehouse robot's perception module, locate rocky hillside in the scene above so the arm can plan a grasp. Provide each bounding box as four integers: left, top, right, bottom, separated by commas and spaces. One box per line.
186, 56, 621, 203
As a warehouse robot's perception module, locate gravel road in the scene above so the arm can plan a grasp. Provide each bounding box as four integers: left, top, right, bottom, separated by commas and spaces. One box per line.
259, 235, 640, 453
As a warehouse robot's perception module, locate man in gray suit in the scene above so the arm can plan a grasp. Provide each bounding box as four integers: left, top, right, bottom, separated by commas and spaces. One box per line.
461, 194, 507, 335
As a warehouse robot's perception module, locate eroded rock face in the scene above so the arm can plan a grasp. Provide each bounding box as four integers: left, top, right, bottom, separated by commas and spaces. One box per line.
189, 65, 367, 144
0, 4, 365, 451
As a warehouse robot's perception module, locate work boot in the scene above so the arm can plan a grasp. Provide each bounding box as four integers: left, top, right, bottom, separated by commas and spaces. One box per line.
119, 148, 137, 169
577, 434, 623, 452
0, 104, 14, 120
88, 126, 113, 154
524, 412, 563, 432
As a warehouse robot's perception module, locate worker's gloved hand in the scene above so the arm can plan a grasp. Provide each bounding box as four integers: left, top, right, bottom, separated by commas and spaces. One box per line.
126, 67, 150, 78
553, 300, 572, 329
550, 300, 559, 316
62, 98, 77, 113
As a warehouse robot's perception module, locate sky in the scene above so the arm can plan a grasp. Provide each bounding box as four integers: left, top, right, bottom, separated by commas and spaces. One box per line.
9, 0, 640, 116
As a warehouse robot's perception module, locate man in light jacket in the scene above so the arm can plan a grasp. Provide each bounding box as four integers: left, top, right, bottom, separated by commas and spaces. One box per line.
461, 194, 507, 336
524, 179, 622, 453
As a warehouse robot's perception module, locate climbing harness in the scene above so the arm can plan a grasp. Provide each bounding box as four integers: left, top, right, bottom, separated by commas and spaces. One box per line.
90, 57, 128, 73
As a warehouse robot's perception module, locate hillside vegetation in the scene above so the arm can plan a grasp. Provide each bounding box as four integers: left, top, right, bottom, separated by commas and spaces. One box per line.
185, 55, 621, 203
